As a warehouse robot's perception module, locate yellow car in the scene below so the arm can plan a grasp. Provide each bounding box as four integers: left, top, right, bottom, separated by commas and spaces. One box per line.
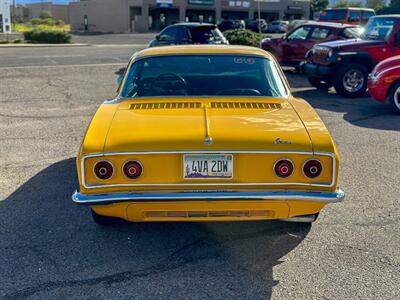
72, 45, 344, 225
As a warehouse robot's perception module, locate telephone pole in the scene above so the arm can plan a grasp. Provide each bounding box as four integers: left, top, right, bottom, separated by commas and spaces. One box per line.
12, 0, 16, 31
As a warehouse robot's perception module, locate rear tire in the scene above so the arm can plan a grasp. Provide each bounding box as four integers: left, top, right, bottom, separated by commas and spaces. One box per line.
334, 63, 368, 98
91, 209, 119, 225
308, 77, 332, 90
388, 81, 400, 114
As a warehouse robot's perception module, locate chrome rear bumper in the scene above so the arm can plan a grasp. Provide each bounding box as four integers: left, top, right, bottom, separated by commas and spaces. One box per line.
72, 188, 345, 205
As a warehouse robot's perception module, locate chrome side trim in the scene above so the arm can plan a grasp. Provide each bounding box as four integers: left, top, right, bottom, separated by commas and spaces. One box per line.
80, 151, 337, 189
72, 188, 345, 205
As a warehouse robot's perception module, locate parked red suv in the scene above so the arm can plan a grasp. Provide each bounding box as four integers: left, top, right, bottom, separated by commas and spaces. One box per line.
261, 22, 361, 68
303, 15, 400, 97
368, 55, 400, 113
318, 8, 375, 25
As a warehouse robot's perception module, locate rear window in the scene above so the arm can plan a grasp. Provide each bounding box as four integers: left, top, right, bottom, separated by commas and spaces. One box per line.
319, 9, 347, 21
121, 55, 287, 98
190, 27, 223, 43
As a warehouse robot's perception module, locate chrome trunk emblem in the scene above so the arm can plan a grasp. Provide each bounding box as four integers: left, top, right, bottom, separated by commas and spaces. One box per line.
274, 138, 291, 145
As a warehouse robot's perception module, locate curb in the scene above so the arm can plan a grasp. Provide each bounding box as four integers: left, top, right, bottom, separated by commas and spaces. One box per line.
0, 43, 90, 48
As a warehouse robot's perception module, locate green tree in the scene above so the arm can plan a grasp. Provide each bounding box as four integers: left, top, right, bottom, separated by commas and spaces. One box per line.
366, 0, 384, 11
379, 0, 400, 14
333, 0, 363, 8
310, 0, 329, 19
311, 0, 329, 12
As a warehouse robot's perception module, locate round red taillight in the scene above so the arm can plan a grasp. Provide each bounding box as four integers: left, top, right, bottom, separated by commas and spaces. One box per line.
303, 159, 322, 178
94, 161, 114, 180
274, 159, 294, 178
123, 161, 143, 179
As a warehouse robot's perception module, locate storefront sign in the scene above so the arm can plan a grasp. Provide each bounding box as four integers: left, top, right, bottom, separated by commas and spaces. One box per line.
287, 6, 304, 11
157, 0, 173, 8
188, 0, 214, 5
223, 1, 250, 7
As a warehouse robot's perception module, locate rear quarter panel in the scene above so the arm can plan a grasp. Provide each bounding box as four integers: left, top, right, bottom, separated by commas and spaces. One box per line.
286, 96, 339, 189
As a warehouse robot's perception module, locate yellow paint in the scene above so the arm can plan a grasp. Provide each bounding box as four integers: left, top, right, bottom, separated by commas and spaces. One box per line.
77, 45, 341, 222
91, 200, 325, 222
82, 152, 334, 193
133, 44, 274, 61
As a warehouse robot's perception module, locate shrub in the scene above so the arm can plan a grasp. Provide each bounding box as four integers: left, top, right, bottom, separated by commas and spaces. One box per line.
43, 18, 56, 26
30, 18, 42, 26
223, 29, 265, 47
39, 11, 52, 19
30, 18, 58, 26
24, 29, 71, 44
55, 19, 65, 26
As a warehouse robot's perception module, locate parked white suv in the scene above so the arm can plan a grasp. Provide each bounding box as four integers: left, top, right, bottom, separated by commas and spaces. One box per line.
268, 20, 289, 33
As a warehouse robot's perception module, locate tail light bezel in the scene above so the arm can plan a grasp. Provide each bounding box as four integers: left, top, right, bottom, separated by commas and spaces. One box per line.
122, 160, 143, 179
93, 160, 114, 180
273, 158, 294, 178
302, 159, 323, 179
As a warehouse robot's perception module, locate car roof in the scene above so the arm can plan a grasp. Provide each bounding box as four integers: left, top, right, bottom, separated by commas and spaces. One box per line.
304, 21, 358, 28
134, 45, 273, 60
324, 7, 375, 11
371, 15, 400, 18
170, 22, 216, 28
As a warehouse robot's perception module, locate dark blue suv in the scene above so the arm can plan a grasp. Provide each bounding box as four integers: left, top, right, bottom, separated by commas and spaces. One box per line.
148, 23, 228, 47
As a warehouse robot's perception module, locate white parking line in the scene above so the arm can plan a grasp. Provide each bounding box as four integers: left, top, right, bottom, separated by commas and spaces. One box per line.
291, 87, 316, 93
0, 63, 123, 70
93, 44, 148, 48
20, 54, 88, 59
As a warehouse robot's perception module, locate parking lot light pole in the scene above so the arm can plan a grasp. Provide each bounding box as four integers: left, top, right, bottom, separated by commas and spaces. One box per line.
257, 0, 261, 33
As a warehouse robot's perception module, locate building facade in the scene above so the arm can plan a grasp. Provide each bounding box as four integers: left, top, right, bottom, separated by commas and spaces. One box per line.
0, 0, 11, 33
70, 0, 310, 33
16, 2, 70, 24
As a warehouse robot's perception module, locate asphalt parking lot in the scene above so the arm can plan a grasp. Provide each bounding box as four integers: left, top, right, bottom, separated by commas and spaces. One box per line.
0, 35, 399, 299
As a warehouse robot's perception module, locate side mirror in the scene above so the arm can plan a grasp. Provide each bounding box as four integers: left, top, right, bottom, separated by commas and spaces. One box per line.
282, 33, 287, 40
115, 67, 126, 85
155, 34, 160, 40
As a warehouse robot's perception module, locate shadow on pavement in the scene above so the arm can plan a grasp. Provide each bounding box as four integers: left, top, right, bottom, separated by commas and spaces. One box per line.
0, 158, 310, 299
294, 89, 400, 131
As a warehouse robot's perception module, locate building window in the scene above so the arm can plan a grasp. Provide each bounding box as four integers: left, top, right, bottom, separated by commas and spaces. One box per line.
84, 15, 88, 31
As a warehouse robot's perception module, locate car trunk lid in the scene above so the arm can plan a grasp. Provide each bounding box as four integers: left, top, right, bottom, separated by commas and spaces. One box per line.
103, 97, 313, 153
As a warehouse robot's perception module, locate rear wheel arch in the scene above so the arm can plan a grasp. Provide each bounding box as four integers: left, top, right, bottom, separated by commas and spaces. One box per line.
387, 79, 400, 113
387, 78, 400, 98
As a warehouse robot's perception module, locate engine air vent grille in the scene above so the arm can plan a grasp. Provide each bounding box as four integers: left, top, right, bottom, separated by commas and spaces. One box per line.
210, 102, 282, 109
130, 102, 201, 110
145, 210, 275, 219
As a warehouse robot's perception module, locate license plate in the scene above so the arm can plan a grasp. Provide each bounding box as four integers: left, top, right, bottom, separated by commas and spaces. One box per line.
183, 154, 233, 179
